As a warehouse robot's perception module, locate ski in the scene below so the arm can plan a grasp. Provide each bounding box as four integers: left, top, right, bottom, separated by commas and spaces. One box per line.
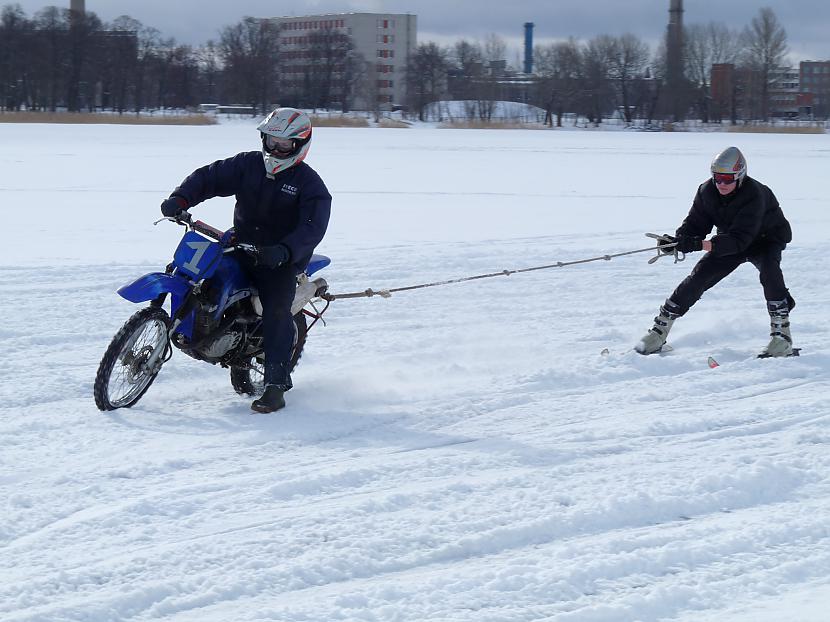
709, 348, 801, 368
758, 347, 801, 359
601, 344, 673, 357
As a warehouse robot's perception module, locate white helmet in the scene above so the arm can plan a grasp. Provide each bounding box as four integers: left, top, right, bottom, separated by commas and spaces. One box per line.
711, 146, 747, 187
257, 108, 312, 176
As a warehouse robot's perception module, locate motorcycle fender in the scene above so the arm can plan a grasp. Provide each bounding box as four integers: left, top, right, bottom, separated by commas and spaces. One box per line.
118, 272, 191, 303
291, 277, 328, 316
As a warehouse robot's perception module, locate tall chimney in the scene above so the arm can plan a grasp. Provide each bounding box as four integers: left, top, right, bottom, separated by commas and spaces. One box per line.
666, 0, 685, 120
524, 22, 534, 74
70, 0, 85, 15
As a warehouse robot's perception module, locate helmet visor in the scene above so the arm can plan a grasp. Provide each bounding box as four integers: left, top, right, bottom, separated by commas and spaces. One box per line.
713, 173, 737, 185
263, 135, 297, 156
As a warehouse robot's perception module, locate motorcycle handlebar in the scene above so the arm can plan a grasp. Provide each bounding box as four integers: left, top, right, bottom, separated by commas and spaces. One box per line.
156, 212, 256, 254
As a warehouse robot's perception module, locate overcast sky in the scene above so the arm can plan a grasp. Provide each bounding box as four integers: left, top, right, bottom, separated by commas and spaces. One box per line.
7, 1, 830, 63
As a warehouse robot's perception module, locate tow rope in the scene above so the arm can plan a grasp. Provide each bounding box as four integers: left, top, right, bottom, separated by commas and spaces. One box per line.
321, 234, 683, 302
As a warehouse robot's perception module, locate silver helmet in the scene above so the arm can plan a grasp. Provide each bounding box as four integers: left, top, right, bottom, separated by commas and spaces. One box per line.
710, 146, 747, 187
257, 108, 312, 176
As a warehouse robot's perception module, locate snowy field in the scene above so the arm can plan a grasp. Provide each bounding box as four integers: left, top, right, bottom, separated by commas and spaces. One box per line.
2, 121, 830, 621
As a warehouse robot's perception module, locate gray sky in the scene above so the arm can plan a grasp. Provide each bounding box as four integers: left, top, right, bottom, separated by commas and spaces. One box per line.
8, 1, 830, 63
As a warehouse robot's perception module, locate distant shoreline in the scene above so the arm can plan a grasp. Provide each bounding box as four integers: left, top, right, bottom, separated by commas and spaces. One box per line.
0, 112, 216, 126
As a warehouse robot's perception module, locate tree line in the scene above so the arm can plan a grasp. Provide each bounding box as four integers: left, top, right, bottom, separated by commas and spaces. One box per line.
0, 4, 371, 113
1, 4, 817, 123
406, 8, 813, 125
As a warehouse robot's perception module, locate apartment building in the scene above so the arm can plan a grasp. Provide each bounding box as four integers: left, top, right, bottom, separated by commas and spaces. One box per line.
768, 67, 801, 118
800, 61, 830, 117
271, 13, 417, 110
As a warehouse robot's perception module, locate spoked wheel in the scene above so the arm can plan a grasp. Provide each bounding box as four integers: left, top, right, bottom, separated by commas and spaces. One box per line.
230, 312, 308, 397
94, 306, 171, 411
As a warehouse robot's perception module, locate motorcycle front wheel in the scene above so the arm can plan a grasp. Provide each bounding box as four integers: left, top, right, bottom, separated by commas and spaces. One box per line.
230, 312, 308, 396
94, 306, 171, 411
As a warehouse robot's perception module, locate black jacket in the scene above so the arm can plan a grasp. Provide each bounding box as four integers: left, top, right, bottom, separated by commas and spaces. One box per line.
172, 152, 331, 268
676, 176, 792, 257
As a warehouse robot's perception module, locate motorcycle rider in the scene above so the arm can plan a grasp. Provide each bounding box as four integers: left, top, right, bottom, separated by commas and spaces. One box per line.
636, 146, 795, 357
160, 108, 331, 413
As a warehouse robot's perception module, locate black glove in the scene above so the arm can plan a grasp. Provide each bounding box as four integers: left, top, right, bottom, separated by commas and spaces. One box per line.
257, 243, 291, 268
160, 195, 188, 218
676, 235, 703, 253
657, 233, 677, 255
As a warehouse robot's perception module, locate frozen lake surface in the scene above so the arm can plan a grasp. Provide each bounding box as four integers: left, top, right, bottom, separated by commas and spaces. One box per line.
1, 122, 829, 621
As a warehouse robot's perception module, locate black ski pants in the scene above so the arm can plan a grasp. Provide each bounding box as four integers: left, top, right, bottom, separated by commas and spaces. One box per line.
247, 262, 298, 389
668, 243, 792, 316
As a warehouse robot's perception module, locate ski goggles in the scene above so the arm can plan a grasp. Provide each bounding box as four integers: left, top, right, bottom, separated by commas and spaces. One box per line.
713, 173, 737, 185
263, 135, 296, 155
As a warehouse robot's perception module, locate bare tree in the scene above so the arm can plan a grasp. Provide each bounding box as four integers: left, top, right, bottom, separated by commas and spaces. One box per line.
450, 39, 482, 108
306, 28, 355, 111
102, 16, 140, 113
196, 40, 222, 104
581, 35, 616, 126
159, 44, 199, 110
31, 6, 67, 111
454, 39, 483, 76
405, 42, 449, 121
483, 33, 506, 65
150, 37, 178, 109
339, 47, 365, 113
534, 38, 582, 127
476, 33, 507, 120
65, 9, 102, 111
742, 7, 788, 121
607, 33, 650, 123
219, 17, 280, 113
133, 25, 160, 113
0, 4, 32, 110
685, 22, 742, 122
354, 56, 381, 121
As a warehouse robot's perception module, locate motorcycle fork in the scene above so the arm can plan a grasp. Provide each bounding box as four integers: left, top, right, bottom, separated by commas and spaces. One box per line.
144, 286, 200, 373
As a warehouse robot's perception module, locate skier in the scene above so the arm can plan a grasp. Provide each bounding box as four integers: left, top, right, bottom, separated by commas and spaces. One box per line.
160, 108, 331, 412
636, 146, 795, 357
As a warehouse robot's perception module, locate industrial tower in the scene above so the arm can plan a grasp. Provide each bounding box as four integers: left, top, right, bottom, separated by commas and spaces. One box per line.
666, 0, 685, 121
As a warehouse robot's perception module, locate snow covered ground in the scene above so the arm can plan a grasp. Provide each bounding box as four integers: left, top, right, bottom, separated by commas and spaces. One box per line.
1, 121, 830, 621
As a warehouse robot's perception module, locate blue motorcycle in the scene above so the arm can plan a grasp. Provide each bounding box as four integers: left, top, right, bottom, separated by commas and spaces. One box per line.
93, 213, 331, 411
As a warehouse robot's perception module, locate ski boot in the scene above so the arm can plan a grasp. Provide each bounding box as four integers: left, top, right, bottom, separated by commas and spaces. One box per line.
759, 299, 793, 358
636, 299, 681, 355
251, 385, 286, 413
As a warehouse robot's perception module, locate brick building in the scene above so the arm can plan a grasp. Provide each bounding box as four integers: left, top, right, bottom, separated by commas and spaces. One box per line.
800, 61, 830, 118
710, 63, 810, 121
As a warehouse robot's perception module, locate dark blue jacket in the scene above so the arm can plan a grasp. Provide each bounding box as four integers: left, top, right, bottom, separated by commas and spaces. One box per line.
172, 152, 331, 269
677, 176, 792, 257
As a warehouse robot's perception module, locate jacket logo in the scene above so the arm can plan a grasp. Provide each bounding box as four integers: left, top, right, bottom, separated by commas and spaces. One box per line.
281, 184, 298, 196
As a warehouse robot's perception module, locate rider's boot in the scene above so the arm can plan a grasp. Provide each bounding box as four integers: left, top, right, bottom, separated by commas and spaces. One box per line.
635, 299, 681, 355
251, 385, 286, 413
760, 299, 793, 357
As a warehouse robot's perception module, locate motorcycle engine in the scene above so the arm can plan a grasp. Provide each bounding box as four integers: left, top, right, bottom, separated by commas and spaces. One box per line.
200, 329, 243, 359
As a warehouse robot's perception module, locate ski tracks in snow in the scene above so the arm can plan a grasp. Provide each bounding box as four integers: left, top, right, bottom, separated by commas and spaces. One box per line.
3, 238, 830, 621
3, 127, 830, 621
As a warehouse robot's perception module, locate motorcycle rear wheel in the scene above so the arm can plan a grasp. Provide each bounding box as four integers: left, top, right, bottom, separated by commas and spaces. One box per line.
94, 306, 170, 411
230, 312, 307, 396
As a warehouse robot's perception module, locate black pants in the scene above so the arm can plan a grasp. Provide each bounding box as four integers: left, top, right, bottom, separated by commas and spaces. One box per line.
246, 262, 298, 389
669, 243, 792, 316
